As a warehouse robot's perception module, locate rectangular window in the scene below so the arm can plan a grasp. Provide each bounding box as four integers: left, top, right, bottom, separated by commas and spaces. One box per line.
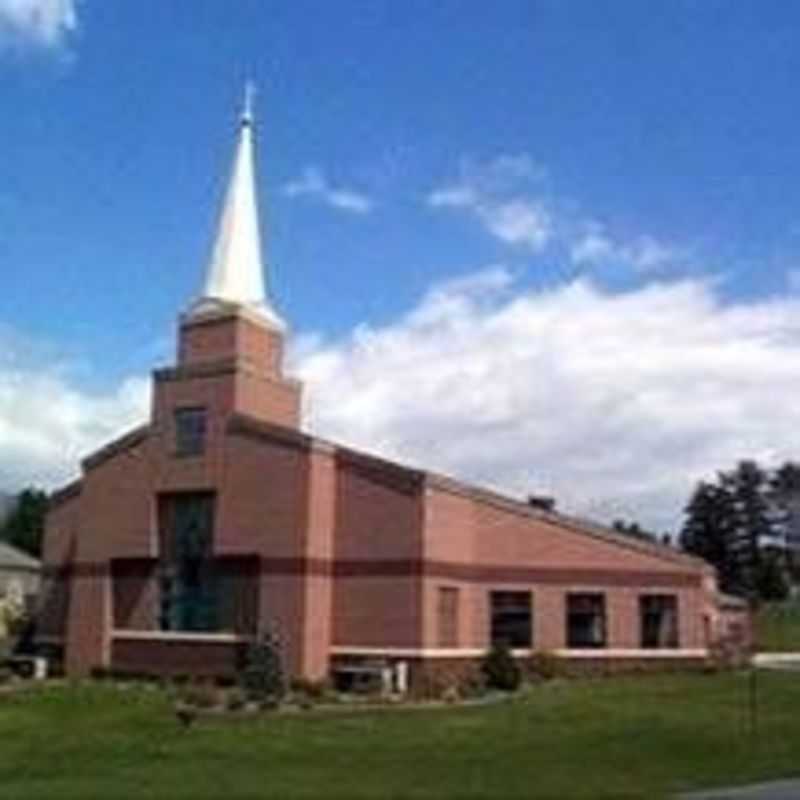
437, 586, 460, 647
174, 407, 207, 457
157, 492, 217, 632
640, 594, 679, 649
490, 590, 532, 648
566, 593, 606, 648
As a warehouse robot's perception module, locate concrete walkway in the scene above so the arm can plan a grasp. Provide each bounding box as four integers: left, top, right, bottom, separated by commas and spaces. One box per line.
679, 779, 800, 799
752, 653, 800, 670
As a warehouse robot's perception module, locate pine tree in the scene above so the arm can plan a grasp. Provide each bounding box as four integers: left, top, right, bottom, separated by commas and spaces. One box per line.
769, 461, 800, 582
681, 461, 790, 601
720, 461, 776, 598
0, 488, 48, 558
680, 481, 742, 595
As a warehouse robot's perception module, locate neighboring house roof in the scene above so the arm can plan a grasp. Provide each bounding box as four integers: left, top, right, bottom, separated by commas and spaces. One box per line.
717, 592, 749, 610
0, 541, 41, 572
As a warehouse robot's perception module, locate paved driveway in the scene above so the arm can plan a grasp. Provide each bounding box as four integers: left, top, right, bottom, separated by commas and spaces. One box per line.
679, 779, 800, 799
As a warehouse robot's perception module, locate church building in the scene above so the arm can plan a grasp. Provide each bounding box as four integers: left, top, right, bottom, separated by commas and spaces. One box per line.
37, 97, 744, 687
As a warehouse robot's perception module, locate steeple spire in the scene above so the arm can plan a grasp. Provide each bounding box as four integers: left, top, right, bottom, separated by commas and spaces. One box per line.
187, 85, 285, 329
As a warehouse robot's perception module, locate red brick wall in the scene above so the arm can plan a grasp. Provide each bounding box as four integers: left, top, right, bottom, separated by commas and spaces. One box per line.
331, 460, 424, 649
178, 314, 284, 378
299, 447, 336, 679
420, 485, 707, 652
234, 370, 301, 429
111, 635, 244, 678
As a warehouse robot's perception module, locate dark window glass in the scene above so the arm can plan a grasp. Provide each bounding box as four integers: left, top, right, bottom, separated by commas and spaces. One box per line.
437, 587, 460, 647
174, 407, 206, 457
158, 492, 217, 632
567, 593, 606, 648
490, 591, 532, 648
640, 595, 679, 649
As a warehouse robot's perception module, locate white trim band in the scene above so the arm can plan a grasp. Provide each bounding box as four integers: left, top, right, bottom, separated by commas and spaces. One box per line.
552, 648, 708, 659
330, 646, 708, 659
112, 629, 247, 644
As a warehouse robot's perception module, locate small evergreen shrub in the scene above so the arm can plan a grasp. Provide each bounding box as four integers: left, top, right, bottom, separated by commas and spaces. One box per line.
239, 629, 287, 708
481, 641, 521, 692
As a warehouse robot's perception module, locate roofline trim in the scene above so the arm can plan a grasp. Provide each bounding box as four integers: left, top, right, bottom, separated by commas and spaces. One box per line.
425, 473, 710, 574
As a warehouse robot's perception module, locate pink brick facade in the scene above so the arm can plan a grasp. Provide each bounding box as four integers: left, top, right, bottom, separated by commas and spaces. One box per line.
37, 305, 741, 683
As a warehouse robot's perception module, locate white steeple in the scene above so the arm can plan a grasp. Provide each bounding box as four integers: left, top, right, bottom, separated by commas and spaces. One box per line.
187, 84, 285, 329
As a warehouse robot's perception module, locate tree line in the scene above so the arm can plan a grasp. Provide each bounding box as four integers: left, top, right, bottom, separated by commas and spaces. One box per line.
679, 460, 798, 602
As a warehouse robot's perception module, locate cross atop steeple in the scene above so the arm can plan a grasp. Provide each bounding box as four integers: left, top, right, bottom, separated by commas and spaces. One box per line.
186, 85, 285, 330
242, 81, 255, 126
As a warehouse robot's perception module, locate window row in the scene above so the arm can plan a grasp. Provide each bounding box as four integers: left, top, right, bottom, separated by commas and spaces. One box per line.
436, 588, 680, 650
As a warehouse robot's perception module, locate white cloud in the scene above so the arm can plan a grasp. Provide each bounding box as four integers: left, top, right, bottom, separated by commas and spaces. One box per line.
284, 166, 372, 215
8, 266, 799, 536
0, 343, 149, 489
295, 268, 800, 532
0, 0, 77, 49
428, 156, 552, 253
430, 155, 684, 272
569, 224, 616, 266
571, 225, 678, 272
482, 199, 551, 250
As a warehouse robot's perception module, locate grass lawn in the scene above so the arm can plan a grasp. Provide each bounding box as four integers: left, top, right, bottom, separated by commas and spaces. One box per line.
756, 601, 800, 652
1, 672, 799, 799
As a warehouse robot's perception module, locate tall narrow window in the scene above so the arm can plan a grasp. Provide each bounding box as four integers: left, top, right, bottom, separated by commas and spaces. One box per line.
437, 586, 460, 647
640, 595, 679, 649
566, 593, 606, 648
174, 407, 207, 457
490, 591, 532, 648
158, 492, 217, 632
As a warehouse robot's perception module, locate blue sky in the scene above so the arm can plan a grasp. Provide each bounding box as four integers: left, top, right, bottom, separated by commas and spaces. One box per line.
2, 1, 800, 530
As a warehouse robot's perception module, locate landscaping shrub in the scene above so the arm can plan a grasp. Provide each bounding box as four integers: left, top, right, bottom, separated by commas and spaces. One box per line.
239, 629, 287, 708
481, 642, 521, 692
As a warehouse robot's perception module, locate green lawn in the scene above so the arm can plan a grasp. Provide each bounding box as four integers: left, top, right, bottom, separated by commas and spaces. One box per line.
1, 672, 799, 799
756, 601, 800, 652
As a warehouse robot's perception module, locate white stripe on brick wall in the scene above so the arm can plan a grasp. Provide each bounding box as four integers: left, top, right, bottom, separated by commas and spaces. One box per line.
112, 629, 246, 644
329, 646, 708, 659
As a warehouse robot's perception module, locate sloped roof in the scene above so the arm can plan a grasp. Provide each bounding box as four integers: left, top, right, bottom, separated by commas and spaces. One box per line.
0, 541, 40, 572
228, 413, 709, 574
59, 412, 711, 576
426, 472, 710, 573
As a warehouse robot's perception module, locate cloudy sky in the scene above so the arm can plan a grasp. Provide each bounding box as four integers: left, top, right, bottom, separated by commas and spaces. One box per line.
2, 1, 800, 532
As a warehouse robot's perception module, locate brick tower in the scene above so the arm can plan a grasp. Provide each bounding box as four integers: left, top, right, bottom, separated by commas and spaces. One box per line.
152, 85, 301, 444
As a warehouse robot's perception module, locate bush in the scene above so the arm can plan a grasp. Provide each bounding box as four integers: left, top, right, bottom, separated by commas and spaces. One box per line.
528, 651, 567, 681
239, 629, 287, 708
481, 642, 521, 692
